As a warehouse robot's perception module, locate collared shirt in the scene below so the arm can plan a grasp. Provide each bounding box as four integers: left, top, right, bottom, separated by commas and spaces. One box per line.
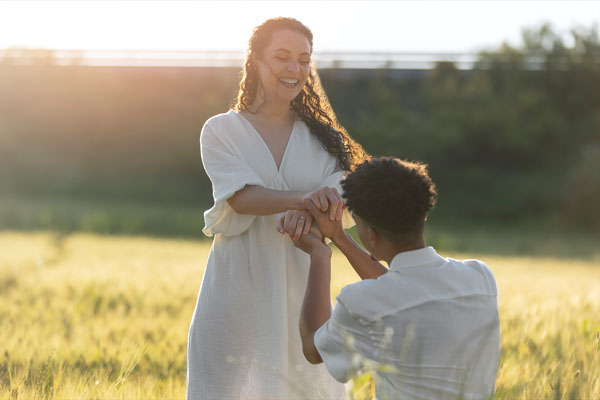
314, 247, 500, 400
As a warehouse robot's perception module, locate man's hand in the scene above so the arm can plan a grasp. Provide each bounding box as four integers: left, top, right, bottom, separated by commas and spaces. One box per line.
303, 187, 344, 221
291, 232, 332, 258
278, 187, 343, 241
305, 199, 346, 243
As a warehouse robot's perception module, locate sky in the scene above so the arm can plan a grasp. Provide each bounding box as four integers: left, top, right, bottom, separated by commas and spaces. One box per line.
0, 0, 599, 54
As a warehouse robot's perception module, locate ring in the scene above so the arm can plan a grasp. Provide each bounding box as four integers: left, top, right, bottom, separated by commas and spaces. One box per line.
298, 216, 305, 220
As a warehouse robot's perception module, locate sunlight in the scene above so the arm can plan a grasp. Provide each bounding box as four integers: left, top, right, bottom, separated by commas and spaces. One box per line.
1, 1, 598, 53
0, 1, 257, 50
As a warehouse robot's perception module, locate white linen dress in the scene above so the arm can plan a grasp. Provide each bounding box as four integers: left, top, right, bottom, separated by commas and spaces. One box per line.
186, 110, 350, 400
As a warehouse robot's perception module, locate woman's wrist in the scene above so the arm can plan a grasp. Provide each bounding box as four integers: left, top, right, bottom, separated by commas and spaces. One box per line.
289, 191, 309, 209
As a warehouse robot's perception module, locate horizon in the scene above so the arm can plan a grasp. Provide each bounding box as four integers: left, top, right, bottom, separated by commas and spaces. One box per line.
0, 47, 484, 69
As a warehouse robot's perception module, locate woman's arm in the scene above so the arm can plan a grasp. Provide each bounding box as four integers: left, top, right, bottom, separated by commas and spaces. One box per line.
227, 185, 306, 216
228, 185, 345, 218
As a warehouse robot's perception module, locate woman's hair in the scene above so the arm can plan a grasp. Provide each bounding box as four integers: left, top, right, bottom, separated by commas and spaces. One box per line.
233, 17, 368, 171
341, 157, 438, 242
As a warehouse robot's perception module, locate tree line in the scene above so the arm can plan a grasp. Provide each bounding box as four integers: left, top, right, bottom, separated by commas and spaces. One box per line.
0, 24, 598, 232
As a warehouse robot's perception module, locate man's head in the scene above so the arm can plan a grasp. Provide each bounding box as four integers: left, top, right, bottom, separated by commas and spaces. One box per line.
341, 157, 438, 259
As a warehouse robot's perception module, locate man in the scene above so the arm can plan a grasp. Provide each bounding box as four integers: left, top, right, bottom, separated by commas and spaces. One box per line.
290, 157, 500, 400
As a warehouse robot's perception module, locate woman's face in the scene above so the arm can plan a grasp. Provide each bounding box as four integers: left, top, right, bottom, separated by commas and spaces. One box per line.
256, 29, 311, 103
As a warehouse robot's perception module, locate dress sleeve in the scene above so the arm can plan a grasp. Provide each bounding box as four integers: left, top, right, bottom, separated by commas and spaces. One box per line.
200, 122, 265, 237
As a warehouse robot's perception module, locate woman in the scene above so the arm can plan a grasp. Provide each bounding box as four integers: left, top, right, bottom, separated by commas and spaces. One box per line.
187, 17, 367, 399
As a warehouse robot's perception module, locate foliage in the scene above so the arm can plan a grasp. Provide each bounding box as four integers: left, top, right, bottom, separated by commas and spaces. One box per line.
1, 23, 599, 232
320, 24, 600, 231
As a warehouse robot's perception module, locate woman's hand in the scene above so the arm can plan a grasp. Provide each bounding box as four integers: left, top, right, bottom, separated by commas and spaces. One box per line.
303, 187, 344, 222
277, 209, 314, 241
278, 187, 343, 240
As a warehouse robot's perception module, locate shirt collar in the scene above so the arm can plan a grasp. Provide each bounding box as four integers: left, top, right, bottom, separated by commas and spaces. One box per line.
389, 246, 444, 271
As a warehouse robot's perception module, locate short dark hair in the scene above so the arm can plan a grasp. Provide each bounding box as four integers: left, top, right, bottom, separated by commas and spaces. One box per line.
341, 157, 438, 242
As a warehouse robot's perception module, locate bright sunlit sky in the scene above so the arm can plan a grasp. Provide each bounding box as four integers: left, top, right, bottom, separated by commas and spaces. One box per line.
1, 0, 599, 54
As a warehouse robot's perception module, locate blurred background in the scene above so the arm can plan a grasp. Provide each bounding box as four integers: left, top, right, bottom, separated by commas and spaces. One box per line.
1, 0, 599, 257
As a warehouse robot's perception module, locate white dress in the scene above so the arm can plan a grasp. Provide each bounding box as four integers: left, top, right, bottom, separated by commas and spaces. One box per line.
186, 110, 350, 400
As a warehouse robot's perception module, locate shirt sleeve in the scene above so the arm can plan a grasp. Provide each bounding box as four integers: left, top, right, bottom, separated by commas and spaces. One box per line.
314, 300, 361, 383
200, 122, 265, 237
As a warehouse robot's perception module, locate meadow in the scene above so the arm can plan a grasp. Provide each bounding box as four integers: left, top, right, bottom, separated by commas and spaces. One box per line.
0, 231, 599, 400
2, 23, 600, 400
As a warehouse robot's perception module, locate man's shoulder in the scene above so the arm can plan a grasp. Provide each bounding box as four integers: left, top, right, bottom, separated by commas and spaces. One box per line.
337, 257, 497, 321
337, 279, 375, 302
336, 276, 417, 322
445, 257, 498, 296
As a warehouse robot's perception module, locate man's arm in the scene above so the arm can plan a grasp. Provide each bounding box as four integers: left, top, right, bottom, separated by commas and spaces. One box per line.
331, 232, 388, 280
292, 233, 333, 364
299, 247, 331, 364
305, 200, 388, 280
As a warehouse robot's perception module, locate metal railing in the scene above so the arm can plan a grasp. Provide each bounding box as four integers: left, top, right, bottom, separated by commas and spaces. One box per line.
0, 48, 480, 69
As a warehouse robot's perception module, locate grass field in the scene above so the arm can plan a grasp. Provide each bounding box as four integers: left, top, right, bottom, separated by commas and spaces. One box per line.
0, 231, 599, 399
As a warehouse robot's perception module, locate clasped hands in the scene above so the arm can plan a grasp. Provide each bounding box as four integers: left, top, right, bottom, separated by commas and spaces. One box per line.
277, 186, 346, 247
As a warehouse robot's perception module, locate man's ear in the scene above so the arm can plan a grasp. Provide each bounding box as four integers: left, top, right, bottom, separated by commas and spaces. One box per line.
368, 226, 379, 249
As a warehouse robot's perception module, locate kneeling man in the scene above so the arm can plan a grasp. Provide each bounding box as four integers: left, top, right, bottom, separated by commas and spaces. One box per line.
292, 157, 500, 400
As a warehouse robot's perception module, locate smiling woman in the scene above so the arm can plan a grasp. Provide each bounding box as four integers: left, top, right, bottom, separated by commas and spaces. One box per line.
185, 17, 366, 400
256, 30, 311, 100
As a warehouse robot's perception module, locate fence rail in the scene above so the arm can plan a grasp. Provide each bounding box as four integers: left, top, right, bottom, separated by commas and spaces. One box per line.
0, 48, 479, 69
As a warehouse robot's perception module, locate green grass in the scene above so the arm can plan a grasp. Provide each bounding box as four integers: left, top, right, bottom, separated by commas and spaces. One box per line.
0, 195, 207, 238
0, 231, 599, 399
425, 220, 600, 260
2, 195, 598, 260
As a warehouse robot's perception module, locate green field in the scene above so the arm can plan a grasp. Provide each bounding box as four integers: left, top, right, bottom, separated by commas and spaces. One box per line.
0, 231, 599, 399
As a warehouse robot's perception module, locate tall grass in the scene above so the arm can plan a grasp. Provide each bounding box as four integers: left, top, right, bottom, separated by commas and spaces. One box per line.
0, 231, 599, 399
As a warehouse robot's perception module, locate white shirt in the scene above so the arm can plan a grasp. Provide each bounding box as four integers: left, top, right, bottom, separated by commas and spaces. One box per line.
314, 246, 500, 400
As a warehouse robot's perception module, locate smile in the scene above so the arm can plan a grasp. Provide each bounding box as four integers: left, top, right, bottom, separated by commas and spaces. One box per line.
279, 78, 299, 87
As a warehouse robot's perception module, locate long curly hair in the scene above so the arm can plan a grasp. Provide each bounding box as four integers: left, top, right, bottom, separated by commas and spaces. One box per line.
233, 17, 368, 171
